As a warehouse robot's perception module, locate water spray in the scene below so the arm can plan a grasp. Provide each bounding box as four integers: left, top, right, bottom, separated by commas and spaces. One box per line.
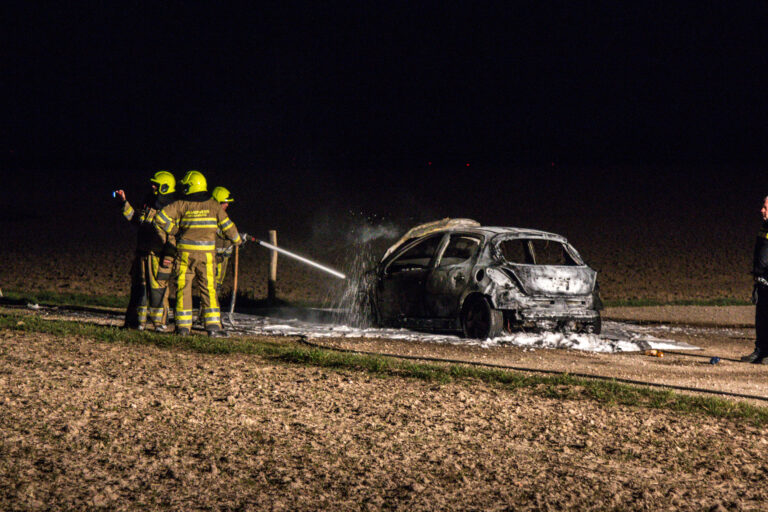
250, 237, 346, 280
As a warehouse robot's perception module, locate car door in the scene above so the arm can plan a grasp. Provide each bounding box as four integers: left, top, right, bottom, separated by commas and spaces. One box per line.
377, 234, 444, 322
424, 234, 482, 318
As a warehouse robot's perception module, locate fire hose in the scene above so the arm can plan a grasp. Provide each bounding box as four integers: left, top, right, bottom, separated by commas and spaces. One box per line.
227, 235, 346, 326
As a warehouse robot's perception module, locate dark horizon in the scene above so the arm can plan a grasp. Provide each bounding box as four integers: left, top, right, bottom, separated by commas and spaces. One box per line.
7, 2, 768, 176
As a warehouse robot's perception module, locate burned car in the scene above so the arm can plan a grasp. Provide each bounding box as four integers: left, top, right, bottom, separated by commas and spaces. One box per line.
369, 219, 602, 339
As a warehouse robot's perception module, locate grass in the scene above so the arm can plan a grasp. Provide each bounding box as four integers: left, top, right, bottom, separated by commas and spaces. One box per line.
3, 308, 768, 426
1, 288, 128, 309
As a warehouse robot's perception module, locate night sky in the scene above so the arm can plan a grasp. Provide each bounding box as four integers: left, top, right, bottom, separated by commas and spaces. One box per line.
6, 2, 768, 228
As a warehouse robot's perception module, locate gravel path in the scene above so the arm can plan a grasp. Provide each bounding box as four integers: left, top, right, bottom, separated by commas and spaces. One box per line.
604, 305, 754, 327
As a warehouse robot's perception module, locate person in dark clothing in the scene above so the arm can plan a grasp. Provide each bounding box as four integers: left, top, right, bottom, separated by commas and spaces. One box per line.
742, 196, 768, 363
114, 171, 177, 331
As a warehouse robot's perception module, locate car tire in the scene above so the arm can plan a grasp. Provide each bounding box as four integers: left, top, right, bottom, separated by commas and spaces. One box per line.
583, 316, 602, 335
461, 296, 504, 339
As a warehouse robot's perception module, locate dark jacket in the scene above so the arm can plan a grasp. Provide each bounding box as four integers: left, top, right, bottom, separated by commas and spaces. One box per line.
753, 221, 768, 279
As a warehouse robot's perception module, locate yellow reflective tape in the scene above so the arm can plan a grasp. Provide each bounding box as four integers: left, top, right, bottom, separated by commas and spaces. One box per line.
206, 252, 218, 309
760, 230, 768, 239
216, 261, 224, 286
176, 252, 189, 310
178, 242, 216, 251
156, 211, 175, 229
147, 256, 160, 288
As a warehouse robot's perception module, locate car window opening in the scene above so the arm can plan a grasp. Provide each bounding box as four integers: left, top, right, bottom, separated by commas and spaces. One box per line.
498, 239, 579, 266
387, 235, 443, 273
438, 235, 481, 267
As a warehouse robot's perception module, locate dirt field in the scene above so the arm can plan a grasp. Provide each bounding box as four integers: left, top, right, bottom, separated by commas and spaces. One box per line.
2, 188, 767, 509
3, 324, 768, 511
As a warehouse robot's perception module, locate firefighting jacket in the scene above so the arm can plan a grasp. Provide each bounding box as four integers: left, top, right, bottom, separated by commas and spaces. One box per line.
216, 228, 236, 261
754, 221, 768, 280
153, 192, 242, 252
121, 192, 175, 255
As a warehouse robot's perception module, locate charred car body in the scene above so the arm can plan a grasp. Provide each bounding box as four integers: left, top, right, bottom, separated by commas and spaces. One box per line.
369, 219, 602, 339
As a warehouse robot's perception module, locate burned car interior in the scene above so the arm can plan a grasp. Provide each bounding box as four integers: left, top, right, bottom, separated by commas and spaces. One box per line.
497, 239, 581, 266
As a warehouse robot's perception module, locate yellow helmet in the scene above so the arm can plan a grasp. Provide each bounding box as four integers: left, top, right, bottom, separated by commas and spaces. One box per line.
212, 186, 234, 204
150, 170, 176, 195
180, 170, 207, 195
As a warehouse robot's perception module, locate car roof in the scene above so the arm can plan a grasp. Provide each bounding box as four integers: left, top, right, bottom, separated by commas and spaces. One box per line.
382, 223, 571, 264
436, 225, 568, 242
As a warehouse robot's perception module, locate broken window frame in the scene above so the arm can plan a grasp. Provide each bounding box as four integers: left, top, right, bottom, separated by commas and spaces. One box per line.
494, 237, 584, 267
384, 234, 445, 274
434, 234, 483, 268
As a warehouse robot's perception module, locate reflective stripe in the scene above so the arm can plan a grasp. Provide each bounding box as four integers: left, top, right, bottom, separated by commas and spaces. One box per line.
176, 252, 189, 310
231, 233, 242, 244
206, 252, 219, 309
156, 211, 175, 232
180, 218, 218, 227
147, 255, 160, 289
219, 218, 234, 231
176, 309, 193, 327
177, 239, 216, 251
759, 230, 768, 240
122, 204, 134, 221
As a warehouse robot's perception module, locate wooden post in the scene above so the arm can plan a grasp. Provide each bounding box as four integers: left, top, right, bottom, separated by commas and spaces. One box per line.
267, 230, 278, 303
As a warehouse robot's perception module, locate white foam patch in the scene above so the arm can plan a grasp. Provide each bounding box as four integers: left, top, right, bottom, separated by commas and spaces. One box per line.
225, 314, 700, 353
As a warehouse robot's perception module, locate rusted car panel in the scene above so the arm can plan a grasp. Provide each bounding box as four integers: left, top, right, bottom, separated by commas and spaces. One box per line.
371, 221, 602, 338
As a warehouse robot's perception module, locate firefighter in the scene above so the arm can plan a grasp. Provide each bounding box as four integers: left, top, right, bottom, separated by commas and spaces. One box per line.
154, 170, 242, 337
211, 186, 250, 293
195, 186, 247, 324
114, 171, 176, 331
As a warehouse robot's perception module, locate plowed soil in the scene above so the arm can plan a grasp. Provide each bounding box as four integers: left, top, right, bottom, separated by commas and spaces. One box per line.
2, 190, 767, 510
3, 326, 768, 511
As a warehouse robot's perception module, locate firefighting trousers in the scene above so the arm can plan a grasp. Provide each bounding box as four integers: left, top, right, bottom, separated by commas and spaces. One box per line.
216, 254, 231, 288
197, 255, 232, 322
125, 253, 170, 328
175, 250, 221, 331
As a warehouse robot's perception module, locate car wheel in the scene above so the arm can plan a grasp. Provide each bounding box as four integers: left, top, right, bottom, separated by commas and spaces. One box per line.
582, 316, 602, 335
462, 296, 504, 339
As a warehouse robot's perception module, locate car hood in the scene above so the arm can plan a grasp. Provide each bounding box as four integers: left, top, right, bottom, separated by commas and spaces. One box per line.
502, 264, 597, 296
